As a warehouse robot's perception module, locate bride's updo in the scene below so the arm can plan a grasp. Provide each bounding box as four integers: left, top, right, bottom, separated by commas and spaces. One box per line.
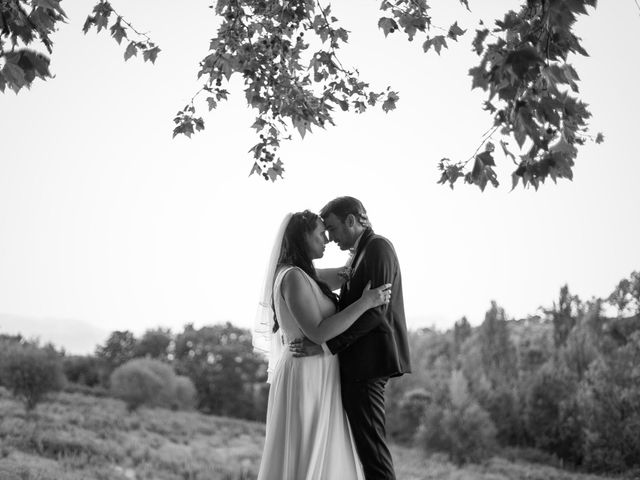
272, 210, 338, 332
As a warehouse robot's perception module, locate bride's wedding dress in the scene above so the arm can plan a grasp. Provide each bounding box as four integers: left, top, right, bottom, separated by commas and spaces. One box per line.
257, 266, 365, 480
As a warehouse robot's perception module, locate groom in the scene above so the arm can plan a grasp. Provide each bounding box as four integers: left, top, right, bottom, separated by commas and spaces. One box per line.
291, 196, 411, 480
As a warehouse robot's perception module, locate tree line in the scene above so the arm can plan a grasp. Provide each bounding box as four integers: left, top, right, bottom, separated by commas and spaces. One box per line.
1, 270, 638, 473
386, 271, 640, 473
0, 322, 269, 420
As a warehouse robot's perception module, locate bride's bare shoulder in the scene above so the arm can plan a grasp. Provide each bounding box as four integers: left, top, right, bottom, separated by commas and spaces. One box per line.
280, 267, 314, 297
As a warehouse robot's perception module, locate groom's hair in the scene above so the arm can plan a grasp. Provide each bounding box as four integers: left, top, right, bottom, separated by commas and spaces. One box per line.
320, 196, 371, 228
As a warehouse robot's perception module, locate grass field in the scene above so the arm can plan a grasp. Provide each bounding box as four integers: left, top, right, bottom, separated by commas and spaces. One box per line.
0, 387, 618, 480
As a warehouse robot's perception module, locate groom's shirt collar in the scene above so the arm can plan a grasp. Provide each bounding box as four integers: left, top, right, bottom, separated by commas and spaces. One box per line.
349, 229, 366, 255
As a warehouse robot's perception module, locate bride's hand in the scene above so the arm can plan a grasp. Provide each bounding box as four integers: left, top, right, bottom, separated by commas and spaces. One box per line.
360, 281, 392, 309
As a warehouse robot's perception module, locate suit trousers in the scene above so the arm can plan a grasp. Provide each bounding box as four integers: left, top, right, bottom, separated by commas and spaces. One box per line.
341, 377, 395, 480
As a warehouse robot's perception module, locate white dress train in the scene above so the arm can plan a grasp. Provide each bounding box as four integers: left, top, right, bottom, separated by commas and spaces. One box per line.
257, 266, 365, 480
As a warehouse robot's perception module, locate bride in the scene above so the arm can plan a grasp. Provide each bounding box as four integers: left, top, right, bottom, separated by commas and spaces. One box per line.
253, 210, 391, 480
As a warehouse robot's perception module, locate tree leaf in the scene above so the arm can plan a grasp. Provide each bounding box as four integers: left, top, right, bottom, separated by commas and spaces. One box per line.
34, 0, 66, 15
423, 36, 447, 55
95, 12, 109, 32
447, 22, 466, 41
472, 29, 489, 55
82, 16, 95, 34
124, 42, 137, 61
2, 62, 26, 90
382, 91, 399, 113
143, 46, 161, 64
110, 21, 126, 45
249, 162, 262, 177
377, 17, 398, 37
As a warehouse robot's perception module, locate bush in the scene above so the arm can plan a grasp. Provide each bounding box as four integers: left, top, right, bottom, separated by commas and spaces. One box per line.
110, 359, 166, 411
0, 344, 65, 411
110, 358, 194, 412
173, 375, 197, 410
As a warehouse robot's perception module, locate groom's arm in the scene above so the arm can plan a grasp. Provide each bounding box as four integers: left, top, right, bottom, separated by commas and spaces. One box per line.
325, 238, 397, 355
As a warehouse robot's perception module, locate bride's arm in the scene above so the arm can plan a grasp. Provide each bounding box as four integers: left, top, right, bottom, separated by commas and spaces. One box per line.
281, 269, 389, 345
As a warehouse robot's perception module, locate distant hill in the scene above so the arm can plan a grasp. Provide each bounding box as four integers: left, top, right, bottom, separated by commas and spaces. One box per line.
0, 314, 108, 355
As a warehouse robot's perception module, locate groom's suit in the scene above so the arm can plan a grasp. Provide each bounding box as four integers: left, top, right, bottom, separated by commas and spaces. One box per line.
325, 227, 411, 480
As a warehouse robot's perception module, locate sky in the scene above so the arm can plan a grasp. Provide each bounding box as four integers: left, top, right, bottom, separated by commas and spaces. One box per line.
1, 0, 639, 354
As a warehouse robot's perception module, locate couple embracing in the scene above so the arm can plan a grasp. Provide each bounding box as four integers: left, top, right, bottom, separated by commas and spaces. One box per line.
253, 196, 411, 480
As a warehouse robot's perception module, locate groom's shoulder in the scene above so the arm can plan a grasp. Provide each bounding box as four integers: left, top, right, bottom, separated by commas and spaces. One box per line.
367, 234, 397, 257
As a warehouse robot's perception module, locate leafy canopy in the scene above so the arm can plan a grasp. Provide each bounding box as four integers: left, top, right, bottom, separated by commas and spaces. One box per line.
0, 0, 602, 188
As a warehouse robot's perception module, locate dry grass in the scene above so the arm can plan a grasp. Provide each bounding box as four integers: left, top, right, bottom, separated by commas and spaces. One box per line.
0, 387, 619, 480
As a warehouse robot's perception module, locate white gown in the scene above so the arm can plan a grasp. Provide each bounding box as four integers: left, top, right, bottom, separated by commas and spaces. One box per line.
257, 266, 365, 480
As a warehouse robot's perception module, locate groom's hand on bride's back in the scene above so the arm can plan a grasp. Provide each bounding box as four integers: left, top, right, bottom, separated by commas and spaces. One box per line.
289, 337, 324, 357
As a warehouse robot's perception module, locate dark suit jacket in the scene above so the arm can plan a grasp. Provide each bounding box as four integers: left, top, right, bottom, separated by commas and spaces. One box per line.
326, 228, 411, 382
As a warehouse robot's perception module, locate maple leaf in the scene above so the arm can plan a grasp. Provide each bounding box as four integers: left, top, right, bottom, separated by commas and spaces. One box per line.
95, 12, 109, 32
367, 92, 383, 106
110, 21, 126, 45
472, 29, 489, 55
447, 22, 466, 42
292, 117, 311, 139
251, 118, 267, 132
377, 17, 398, 37
249, 162, 262, 177
124, 42, 137, 61
266, 160, 285, 182
143, 46, 161, 64
34, 0, 66, 16
550, 135, 577, 157
382, 91, 399, 113
2, 60, 26, 91
469, 66, 488, 90
82, 16, 95, 34
423, 36, 447, 55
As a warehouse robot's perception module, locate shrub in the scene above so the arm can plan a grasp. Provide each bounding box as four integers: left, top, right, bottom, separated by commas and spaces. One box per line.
110, 359, 166, 411
0, 344, 65, 411
173, 375, 197, 410
110, 358, 193, 412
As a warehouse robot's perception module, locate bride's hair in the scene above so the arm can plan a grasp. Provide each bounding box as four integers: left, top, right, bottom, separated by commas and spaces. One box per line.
273, 210, 338, 332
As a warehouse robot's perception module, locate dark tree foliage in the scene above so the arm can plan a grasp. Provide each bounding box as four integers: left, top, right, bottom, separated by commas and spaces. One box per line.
173, 322, 268, 420
546, 284, 582, 347
62, 355, 105, 387
134, 328, 172, 360
578, 332, 640, 472
525, 360, 582, 464
95, 330, 137, 372
0, 343, 65, 411
1, 0, 602, 187
452, 316, 471, 359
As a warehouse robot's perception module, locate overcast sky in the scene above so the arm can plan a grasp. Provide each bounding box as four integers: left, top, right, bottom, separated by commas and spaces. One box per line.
1, 0, 639, 354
